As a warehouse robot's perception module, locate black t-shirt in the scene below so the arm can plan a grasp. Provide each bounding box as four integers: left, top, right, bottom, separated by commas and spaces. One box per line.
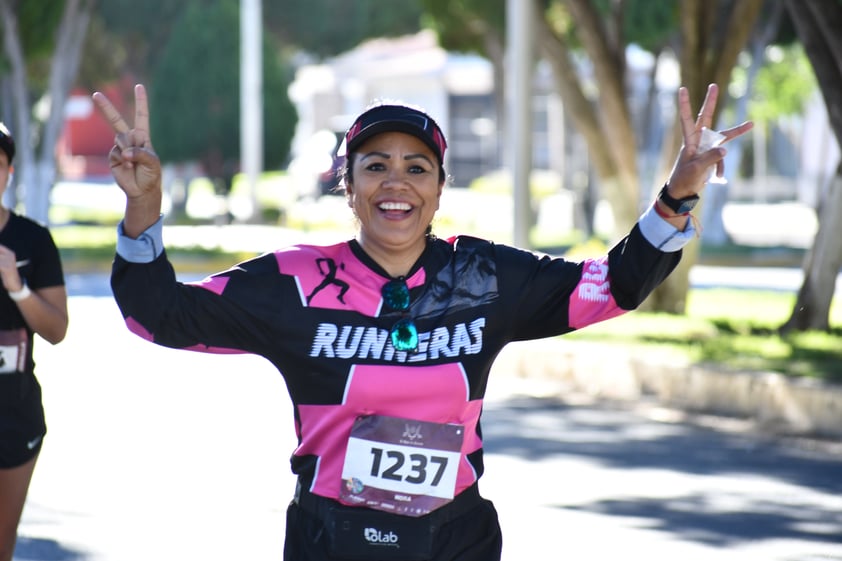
0, 212, 64, 429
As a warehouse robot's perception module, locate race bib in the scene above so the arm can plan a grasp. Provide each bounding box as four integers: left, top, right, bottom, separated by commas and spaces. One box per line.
0, 328, 27, 374
340, 415, 464, 517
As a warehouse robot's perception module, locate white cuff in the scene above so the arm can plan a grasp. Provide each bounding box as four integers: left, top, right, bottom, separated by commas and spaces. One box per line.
116, 216, 165, 263
638, 204, 696, 252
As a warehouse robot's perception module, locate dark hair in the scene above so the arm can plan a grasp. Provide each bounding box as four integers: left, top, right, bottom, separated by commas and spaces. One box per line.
0, 122, 15, 164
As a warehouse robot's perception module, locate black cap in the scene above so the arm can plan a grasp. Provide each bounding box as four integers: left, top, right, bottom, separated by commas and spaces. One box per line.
343, 104, 447, 164
0, 122, 15, 164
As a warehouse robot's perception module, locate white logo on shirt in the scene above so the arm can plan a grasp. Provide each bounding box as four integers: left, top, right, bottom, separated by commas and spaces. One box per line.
364, 527, 400, 547
309, 318, 486, 361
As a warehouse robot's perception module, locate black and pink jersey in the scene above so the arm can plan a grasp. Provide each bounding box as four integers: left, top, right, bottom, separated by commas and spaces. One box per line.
111, 224, 680, 503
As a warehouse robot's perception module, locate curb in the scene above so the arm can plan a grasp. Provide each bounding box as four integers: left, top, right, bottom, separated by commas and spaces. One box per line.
493, 339, 842, 440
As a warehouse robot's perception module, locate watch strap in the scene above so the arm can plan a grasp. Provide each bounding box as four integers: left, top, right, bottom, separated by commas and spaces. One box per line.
658, 185, 699, 214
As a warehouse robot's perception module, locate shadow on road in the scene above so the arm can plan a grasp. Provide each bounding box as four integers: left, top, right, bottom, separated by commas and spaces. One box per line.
564, 494, 841, 547
14, 537, 84, 561
482, 393, 842, 549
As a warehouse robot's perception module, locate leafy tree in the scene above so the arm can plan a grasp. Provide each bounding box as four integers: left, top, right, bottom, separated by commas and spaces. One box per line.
0, 0, 94, 224
780, 0, 842, 333
149, 0, 297, 198
747, 44, 815, 124
421, 1, 762, 313
0, 0, 63, 87
654, 0, 771, 312
264, 0, 424, 58
79, 0, 185, 89
421, 0, 506, 55
420, 0, 507, 142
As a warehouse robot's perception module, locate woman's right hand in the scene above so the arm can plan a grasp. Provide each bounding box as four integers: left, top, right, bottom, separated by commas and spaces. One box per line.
0, 243, 23, 293
92, 84, 163, 237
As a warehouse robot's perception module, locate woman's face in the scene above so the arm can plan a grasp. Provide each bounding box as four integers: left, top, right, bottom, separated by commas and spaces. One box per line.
346, 131, 443, 261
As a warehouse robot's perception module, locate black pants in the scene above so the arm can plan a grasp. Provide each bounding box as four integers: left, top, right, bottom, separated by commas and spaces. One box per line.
283, 485, 503, 561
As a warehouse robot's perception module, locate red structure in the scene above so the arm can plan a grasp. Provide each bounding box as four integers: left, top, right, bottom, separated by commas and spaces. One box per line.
56, 81, 132, 180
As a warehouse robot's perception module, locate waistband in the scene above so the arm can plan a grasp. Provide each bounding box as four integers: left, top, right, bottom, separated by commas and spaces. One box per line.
293, 481, 485, 526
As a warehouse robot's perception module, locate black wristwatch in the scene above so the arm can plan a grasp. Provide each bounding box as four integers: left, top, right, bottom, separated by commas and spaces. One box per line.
658, 184, 699, 214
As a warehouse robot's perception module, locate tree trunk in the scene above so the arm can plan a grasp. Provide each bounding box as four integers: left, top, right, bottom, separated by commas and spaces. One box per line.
781, 171, 842, 332
563, 0, 639, 232
33, 0, 94, 223
780, 0, 842, 332
702, 1, 784, 245
650, 0, 763, 313
533, 0, 639, 234
534, 0, 762, 313
0, 0, 94, 224
0, 0, 34, 215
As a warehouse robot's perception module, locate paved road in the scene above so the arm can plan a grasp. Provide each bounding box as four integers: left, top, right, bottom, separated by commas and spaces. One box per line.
481, 381, 842, 560
14, 296, 842, 560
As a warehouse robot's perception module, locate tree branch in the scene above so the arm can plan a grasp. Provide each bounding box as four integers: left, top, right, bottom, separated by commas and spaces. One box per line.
787, 0, 842, 144
532, 2, 617, 181
562, 0, 638, 209
712, 0, 764, 100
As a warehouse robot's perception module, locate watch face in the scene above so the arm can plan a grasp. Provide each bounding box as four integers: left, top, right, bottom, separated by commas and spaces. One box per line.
659, 186, 699, 214
676, 198, 699, 213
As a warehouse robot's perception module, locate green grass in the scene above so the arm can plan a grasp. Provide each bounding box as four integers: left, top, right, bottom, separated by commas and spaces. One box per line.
567, 288, 842, 384
54, 224, 255, 273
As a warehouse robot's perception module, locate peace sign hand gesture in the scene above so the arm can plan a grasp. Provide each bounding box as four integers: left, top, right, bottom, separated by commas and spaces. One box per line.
666, 83, 753, 199
92, 84, 162, 237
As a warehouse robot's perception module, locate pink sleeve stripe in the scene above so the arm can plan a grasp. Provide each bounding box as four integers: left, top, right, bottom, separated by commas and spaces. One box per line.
187, 275, 230, 295
568, 257, 627, 329
125, 316, 153, 341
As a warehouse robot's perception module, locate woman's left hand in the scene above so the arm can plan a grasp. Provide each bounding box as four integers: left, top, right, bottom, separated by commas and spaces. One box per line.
666, 83, 754, 199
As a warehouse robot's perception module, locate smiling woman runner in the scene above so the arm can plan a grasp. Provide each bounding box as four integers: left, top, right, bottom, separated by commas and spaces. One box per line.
92, 83, 751, 561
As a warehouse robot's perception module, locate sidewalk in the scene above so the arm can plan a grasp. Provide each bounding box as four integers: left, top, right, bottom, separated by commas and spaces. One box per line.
492, 338, 842, 440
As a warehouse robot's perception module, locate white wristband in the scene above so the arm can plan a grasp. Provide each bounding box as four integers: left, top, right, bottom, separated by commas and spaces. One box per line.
8, 282, 32, 302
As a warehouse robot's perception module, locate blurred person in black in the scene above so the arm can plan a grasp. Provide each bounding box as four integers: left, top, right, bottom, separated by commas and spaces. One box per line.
0, 122, 68, 561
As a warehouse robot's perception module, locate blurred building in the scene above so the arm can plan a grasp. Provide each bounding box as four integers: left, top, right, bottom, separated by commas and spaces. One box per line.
287, 30, 561, 191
